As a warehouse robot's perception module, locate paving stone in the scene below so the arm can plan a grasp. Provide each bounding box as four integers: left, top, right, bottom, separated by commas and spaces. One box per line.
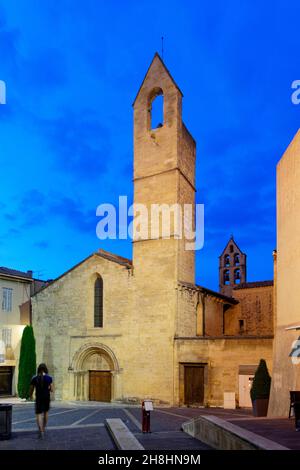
3, 402, 288, 451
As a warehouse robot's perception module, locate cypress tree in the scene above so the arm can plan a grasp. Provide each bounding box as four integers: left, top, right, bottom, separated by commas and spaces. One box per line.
17, 325, 36, 399
250, 359, 271, 401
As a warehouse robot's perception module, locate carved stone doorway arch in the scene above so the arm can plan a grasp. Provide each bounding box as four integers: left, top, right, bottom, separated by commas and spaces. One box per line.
71, 343, 120, 401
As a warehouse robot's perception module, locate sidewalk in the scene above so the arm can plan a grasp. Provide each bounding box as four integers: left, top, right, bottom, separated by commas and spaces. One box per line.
0, 403, 210, 450
227, 416, 300, 450
1, 401, 298, 450
0, 397, 31, 405
177, 407, 300, 450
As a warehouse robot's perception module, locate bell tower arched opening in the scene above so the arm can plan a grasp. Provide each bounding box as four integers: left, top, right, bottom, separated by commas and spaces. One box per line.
148, 87, 164, 130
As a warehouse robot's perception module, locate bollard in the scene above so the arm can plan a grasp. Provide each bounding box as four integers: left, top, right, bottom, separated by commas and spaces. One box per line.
142, 400, 153, 433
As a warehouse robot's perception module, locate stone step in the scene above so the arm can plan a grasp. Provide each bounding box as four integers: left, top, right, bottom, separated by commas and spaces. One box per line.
182, 415, 289, 450
106, 418, 144, 450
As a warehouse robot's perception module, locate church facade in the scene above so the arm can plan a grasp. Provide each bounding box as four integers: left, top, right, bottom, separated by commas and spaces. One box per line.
32, 55, 274, 407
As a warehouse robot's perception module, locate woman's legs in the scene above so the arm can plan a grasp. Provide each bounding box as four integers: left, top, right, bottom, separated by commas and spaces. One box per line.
43, 411, 49, 431
36, 413, 43, 432
36, 401, 50, 437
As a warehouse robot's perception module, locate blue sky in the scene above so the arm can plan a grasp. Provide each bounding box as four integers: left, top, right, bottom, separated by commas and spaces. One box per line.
0, 0, 299, 289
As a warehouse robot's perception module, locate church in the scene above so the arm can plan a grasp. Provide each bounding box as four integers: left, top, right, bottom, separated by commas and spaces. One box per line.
32, 54, 274, 407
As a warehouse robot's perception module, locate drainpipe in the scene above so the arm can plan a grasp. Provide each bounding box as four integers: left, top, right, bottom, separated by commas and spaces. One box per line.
201, 291, 206, 336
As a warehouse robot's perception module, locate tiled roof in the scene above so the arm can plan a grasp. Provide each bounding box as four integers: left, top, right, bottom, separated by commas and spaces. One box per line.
96, 249, 132, 267
234, 280, 273, 290
32, 250, 133, 297
0, 266, 33, 280
178, 281, 238, 304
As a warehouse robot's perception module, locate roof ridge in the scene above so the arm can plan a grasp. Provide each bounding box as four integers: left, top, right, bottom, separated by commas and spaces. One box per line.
178, 280, 238, 304
97, 249, 132, 265
234, 280, 273, 290
219, 237, 245, 258
0, 266, 33, 279
132, 52, 183, 106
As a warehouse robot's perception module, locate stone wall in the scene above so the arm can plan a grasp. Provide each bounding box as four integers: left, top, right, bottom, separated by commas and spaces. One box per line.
269, 130, 300, 417
32, 254, 132, 401
226, 285, 274, 336
130, 53, 196, 404
175, 337, 273, 406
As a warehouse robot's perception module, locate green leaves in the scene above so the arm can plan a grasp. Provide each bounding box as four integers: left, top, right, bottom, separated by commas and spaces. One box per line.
17, 326, 36, 399
250, 359, 271, 401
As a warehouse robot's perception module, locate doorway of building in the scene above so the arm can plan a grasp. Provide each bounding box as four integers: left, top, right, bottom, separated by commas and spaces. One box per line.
238, 374, 254, 407
89, 370, 111, 402
0, 367, 13, 396
184, 365, 204, 405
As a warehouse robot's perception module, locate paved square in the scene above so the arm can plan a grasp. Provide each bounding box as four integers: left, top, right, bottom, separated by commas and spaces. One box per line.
0, 402, 211, 450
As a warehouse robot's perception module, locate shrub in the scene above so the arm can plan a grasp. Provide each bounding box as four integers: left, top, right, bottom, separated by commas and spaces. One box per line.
17, 325, 36, 399
250, 359, 271, 401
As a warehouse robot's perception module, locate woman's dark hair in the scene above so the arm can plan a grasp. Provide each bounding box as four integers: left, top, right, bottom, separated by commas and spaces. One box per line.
37, 363, 48, 375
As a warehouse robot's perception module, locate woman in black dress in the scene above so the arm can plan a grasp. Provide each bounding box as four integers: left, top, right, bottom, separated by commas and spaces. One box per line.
29, 363, 53, 438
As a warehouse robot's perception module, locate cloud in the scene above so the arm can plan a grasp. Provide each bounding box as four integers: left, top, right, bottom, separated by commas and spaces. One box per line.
23, 48, 67, 90
49, 195, 96, 233
3, 189, 96, 236
38, 110, 110, 179
202, 127, 260, 158
0, 7, 19, 72
17, 190, 47, 228
1, 0, 299, 289
202, 177, 275, 247
34, 241, 49, 249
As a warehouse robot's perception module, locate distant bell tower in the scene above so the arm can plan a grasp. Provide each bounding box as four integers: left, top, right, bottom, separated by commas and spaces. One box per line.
219, 236, 246, 296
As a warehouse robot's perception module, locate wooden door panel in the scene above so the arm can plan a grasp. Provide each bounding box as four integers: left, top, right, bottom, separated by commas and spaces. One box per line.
89, 371, 111, 402
184, 366, 204, 405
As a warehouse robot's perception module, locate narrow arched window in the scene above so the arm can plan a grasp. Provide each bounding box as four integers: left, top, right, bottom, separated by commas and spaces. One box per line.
224, 254, 230, 267
148, 88, 164, 130
94, 276, 103, 327
151, 94, 164, 129
224, 269, 230, 285
234, 253, 240, 266
234, 269, 241, 284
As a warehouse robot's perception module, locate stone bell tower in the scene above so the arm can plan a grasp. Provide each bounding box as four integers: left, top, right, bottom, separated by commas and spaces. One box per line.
127, 53, 196, 404
132, 52, 196, 284
219, 236, 247, 297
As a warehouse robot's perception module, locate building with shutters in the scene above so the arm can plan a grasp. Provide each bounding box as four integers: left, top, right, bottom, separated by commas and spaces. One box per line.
0, 267, 46, 396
